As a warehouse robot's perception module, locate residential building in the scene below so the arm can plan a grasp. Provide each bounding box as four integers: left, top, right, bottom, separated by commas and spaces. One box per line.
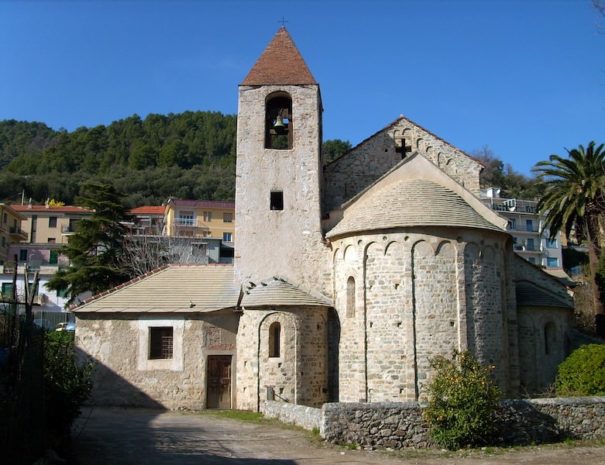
11, 204, 92, 245
480, 188, 564, 272
127, 206, 166, 236
0, 203, 27, 266
164, 199, 235, 243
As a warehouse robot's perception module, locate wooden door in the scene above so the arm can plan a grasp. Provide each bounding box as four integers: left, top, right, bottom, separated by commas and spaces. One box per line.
207, 355, 232, 409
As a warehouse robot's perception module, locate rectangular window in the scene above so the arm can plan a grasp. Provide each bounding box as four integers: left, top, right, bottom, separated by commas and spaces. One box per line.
547, 257, 559, 268
48, 238, 56, 244
270, 191, 284, 211
526, 219, 534, 232
223, 212, 233, 223
19, 249, 28, 262
526, 238, 535, 251
223, 232, 232, 242
49, 250, 59, 265
203, 211, 212, 222
546, 238, 557, 249
177, 211, 194, 226
508, 218, 516, 230
1, 282, 14, 299
48, 217, 57, 228
149, 327, 173, 360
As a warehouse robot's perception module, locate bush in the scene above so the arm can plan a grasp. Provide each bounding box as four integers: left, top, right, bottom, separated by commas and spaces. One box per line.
555, 344, 605, 396
44, 330, 93, 443
423, 351, 501, 450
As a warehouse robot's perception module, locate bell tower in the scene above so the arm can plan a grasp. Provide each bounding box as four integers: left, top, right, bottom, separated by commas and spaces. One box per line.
235, 27, 324, 290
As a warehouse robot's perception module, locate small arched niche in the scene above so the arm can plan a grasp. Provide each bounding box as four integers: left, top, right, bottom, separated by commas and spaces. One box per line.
346, 277, 356, 318
269, 321, 281, 358
265, 92, 293, 150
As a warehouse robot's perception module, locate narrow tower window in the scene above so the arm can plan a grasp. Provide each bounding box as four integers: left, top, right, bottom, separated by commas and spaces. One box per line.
270, 191, 284, 210
544, 322, 556, 355
265, 93, 293, 150
269, 322, 281, 358
346, 277, 356, 317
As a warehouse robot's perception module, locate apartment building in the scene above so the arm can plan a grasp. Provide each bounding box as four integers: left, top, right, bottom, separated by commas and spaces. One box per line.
11, 204, 93, 245
164, 199, 235, 243
0, 203, 27, 266
127, 205, 166, 236
481, 188, 564, 271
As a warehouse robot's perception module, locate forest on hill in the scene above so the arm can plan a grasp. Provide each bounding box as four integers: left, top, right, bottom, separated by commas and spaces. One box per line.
0, 112, 538, 207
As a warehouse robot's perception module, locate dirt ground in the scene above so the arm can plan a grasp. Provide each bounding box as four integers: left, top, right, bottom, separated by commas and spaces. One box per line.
71, 408, 605, 465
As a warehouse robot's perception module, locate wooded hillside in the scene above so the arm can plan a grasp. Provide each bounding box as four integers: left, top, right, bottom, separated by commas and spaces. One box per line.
0, 112, 236, 206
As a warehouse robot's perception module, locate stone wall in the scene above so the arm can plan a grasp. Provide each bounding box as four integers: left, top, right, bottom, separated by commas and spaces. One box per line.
320, 397, 605, 448
331, 228, 514, 401
261, 400, 321, 431
321, 402, 430, 448
517, 307, 572, 394
76, 311, 238, 410
236, 306, 328, 411
235, 84, 329, 295
323, 117, 482, 214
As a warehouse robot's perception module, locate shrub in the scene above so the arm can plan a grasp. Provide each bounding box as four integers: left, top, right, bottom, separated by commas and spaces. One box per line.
44, 330, 93, 443
555, 344, 605, 396
423, 351, 501, 450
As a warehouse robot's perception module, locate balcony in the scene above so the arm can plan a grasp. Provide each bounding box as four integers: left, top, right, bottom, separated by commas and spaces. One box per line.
171, 222, 210, 239
9, 226, 28, 241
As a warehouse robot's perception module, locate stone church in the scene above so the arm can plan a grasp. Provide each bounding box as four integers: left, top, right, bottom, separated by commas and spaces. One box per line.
74, 28, 573, 410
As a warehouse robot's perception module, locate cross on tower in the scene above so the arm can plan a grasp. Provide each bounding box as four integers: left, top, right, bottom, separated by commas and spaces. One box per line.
395, 138, 412, 159
278, 17, 288, 27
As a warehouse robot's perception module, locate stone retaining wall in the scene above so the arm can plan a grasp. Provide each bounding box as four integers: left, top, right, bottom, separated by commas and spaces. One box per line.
318, 397, 605, 449
261, 401, 321, 431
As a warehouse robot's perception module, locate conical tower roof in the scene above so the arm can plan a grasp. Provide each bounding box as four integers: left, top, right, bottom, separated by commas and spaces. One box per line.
242, 27, 317, 86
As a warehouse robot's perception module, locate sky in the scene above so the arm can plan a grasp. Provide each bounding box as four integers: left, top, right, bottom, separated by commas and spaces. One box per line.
0, 0, 603, 175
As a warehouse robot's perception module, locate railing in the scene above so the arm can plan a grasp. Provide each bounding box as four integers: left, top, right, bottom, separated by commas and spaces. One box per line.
9, 226, 27, 237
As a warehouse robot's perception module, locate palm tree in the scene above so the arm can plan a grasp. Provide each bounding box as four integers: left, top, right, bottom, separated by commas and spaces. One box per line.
534, 141, 605, 336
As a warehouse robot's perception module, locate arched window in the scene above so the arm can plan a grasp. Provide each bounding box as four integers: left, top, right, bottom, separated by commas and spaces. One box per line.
346, 277, 355, 318
265, 93, 292, 150
544, 322, 556, 355
269, 322, 281, 358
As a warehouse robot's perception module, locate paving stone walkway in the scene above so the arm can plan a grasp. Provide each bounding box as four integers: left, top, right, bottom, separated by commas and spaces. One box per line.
72, 408, 605, 465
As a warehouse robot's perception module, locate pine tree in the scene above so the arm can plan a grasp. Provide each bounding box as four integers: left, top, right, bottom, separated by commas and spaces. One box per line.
46, 182, 130, 303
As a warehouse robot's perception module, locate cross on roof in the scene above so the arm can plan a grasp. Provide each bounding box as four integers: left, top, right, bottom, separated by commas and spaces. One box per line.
278, 17, 288, 26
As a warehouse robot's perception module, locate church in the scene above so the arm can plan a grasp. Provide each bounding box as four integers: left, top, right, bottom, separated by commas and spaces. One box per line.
73, 28, 573, 410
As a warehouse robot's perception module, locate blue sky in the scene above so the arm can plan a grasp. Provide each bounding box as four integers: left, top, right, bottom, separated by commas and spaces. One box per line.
0, 0, 603, 174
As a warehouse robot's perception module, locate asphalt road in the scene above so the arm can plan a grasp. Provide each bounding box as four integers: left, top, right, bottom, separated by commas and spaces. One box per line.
71, 407, 605, 465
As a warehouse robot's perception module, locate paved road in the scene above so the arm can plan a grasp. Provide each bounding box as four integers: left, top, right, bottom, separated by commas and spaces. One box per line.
72, 408, 605, 465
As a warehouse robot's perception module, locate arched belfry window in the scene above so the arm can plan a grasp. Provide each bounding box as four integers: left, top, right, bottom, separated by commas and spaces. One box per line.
269, 322, 281, 358
265, 93, 293, 150
346, 277, 355, 318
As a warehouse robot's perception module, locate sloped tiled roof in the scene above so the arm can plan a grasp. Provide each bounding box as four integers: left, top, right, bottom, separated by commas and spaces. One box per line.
73, 265, 240, 313
241, 277, 331, 308
516, 281, 573, 309
241, 27, 317, 86
328, 178, 503, 238
129, 206, 165, 216
168, 199, 235, 210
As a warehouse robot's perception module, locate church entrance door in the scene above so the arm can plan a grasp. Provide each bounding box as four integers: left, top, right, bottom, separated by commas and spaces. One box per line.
207, 355, 232, 409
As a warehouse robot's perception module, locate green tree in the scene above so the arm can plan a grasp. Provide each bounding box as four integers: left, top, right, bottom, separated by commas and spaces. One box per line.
423, 351, 501, 450
556, 344, 605, 396
534, 141, 605, 334
322, 139, 352, 164
46, 182, 130, 302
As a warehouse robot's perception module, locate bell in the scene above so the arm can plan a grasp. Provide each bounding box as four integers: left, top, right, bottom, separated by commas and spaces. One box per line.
273, 116, 285, 128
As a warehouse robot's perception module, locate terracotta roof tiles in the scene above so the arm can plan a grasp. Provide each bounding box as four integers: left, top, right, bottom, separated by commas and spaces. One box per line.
242, 27, 317, 86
